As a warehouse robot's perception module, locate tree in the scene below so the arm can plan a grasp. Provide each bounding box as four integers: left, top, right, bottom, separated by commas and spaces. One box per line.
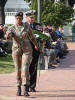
41, 0, 74, 28
30, 0, 38, 14
25, 0, 38, 20
25, 0, 74, 28
0, 0, 7, 24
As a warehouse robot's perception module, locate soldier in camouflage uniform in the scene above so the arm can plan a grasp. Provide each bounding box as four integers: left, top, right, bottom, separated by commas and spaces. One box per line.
5, 12, 38, 96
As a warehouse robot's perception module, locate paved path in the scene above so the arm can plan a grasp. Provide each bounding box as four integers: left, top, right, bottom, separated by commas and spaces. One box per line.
0, 42, 75, 100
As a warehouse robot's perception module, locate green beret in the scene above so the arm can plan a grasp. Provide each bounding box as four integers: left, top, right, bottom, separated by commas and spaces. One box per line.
15, 12, 23, 18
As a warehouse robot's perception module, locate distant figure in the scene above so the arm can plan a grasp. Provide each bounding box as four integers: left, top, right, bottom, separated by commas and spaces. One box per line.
0, 24, 4, 39
0, 24, 8, 56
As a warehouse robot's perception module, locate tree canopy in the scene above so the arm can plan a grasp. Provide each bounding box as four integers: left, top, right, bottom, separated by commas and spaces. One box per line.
42, 0, 74, 28
25, 0, 74, 28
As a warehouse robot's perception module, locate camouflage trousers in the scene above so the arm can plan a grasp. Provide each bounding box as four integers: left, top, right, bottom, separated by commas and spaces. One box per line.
12, 50, 32, 86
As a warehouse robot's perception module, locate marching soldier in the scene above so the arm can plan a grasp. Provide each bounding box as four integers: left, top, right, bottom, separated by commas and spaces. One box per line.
5, 12, 38, 96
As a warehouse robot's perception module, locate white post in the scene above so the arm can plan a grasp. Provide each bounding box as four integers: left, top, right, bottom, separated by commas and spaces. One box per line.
44, 56, 49, 70
63, 0, 70, 36
66, 0, 69, 7
63, 24, 70, 36
38, 0, 41, 23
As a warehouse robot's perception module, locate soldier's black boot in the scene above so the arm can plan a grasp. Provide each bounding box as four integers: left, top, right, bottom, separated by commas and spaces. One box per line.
17, 86, 21, 96
24, 85, 29, 96
26, 85, 29, 92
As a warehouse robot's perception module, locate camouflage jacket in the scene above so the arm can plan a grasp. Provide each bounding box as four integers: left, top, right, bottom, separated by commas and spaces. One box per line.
6, 23, 38, 53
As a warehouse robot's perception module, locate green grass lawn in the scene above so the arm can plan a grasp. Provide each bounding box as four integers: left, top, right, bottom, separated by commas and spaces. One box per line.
69, 23, 72, 27
0, 54, 15, 74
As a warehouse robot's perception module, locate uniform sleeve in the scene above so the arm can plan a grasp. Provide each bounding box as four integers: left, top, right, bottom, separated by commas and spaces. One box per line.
25, 23, 38, 46
28, 26, 38, 46
5, 26, 12, 40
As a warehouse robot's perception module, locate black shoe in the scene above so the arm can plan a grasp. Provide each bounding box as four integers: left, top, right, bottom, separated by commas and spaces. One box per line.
17, 86, 21, 96
24, 85, 29, 96
26, 86, 29, 92
24, 90, 29, 96
56, 59, 60, 63
48, 65, 56, 69
30, 88, 36, 92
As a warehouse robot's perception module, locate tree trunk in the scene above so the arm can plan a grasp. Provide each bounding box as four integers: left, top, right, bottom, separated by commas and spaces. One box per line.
0, 6, 5, 24
0, 0, 7, 24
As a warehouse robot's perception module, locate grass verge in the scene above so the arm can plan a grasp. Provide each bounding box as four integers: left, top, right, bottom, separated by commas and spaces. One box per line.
0, 54, 14, 74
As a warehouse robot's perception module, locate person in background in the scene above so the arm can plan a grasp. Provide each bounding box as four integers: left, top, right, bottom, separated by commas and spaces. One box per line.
42, 25, 57, 67
0, 24, 8, 56
26, 10, 41, 92
56, 27, 64, 40
5, 12, 38, 96
56, 27, 69, 55
0, 24, 5, 39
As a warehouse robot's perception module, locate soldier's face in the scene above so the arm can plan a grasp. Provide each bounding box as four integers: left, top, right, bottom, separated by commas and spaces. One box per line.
16, 16, 23, 25
26, 16, 35, 24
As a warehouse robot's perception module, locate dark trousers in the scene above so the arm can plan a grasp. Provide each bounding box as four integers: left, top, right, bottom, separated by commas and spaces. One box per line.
29, 48, 40, 89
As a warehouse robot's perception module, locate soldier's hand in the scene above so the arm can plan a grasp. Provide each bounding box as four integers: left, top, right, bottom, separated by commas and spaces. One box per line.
5, 32, 12, 39
35, 44, 39, 51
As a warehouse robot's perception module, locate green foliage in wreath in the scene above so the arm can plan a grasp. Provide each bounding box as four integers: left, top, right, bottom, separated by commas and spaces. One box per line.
33, 30, 50, 41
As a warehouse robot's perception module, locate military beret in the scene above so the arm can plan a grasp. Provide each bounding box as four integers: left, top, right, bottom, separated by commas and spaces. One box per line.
15, 12, 23, 18
25, 10, 36, 17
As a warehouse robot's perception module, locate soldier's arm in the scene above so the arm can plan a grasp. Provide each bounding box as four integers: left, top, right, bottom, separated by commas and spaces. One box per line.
5, 26, 12, 40
27, 24, 38, 50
